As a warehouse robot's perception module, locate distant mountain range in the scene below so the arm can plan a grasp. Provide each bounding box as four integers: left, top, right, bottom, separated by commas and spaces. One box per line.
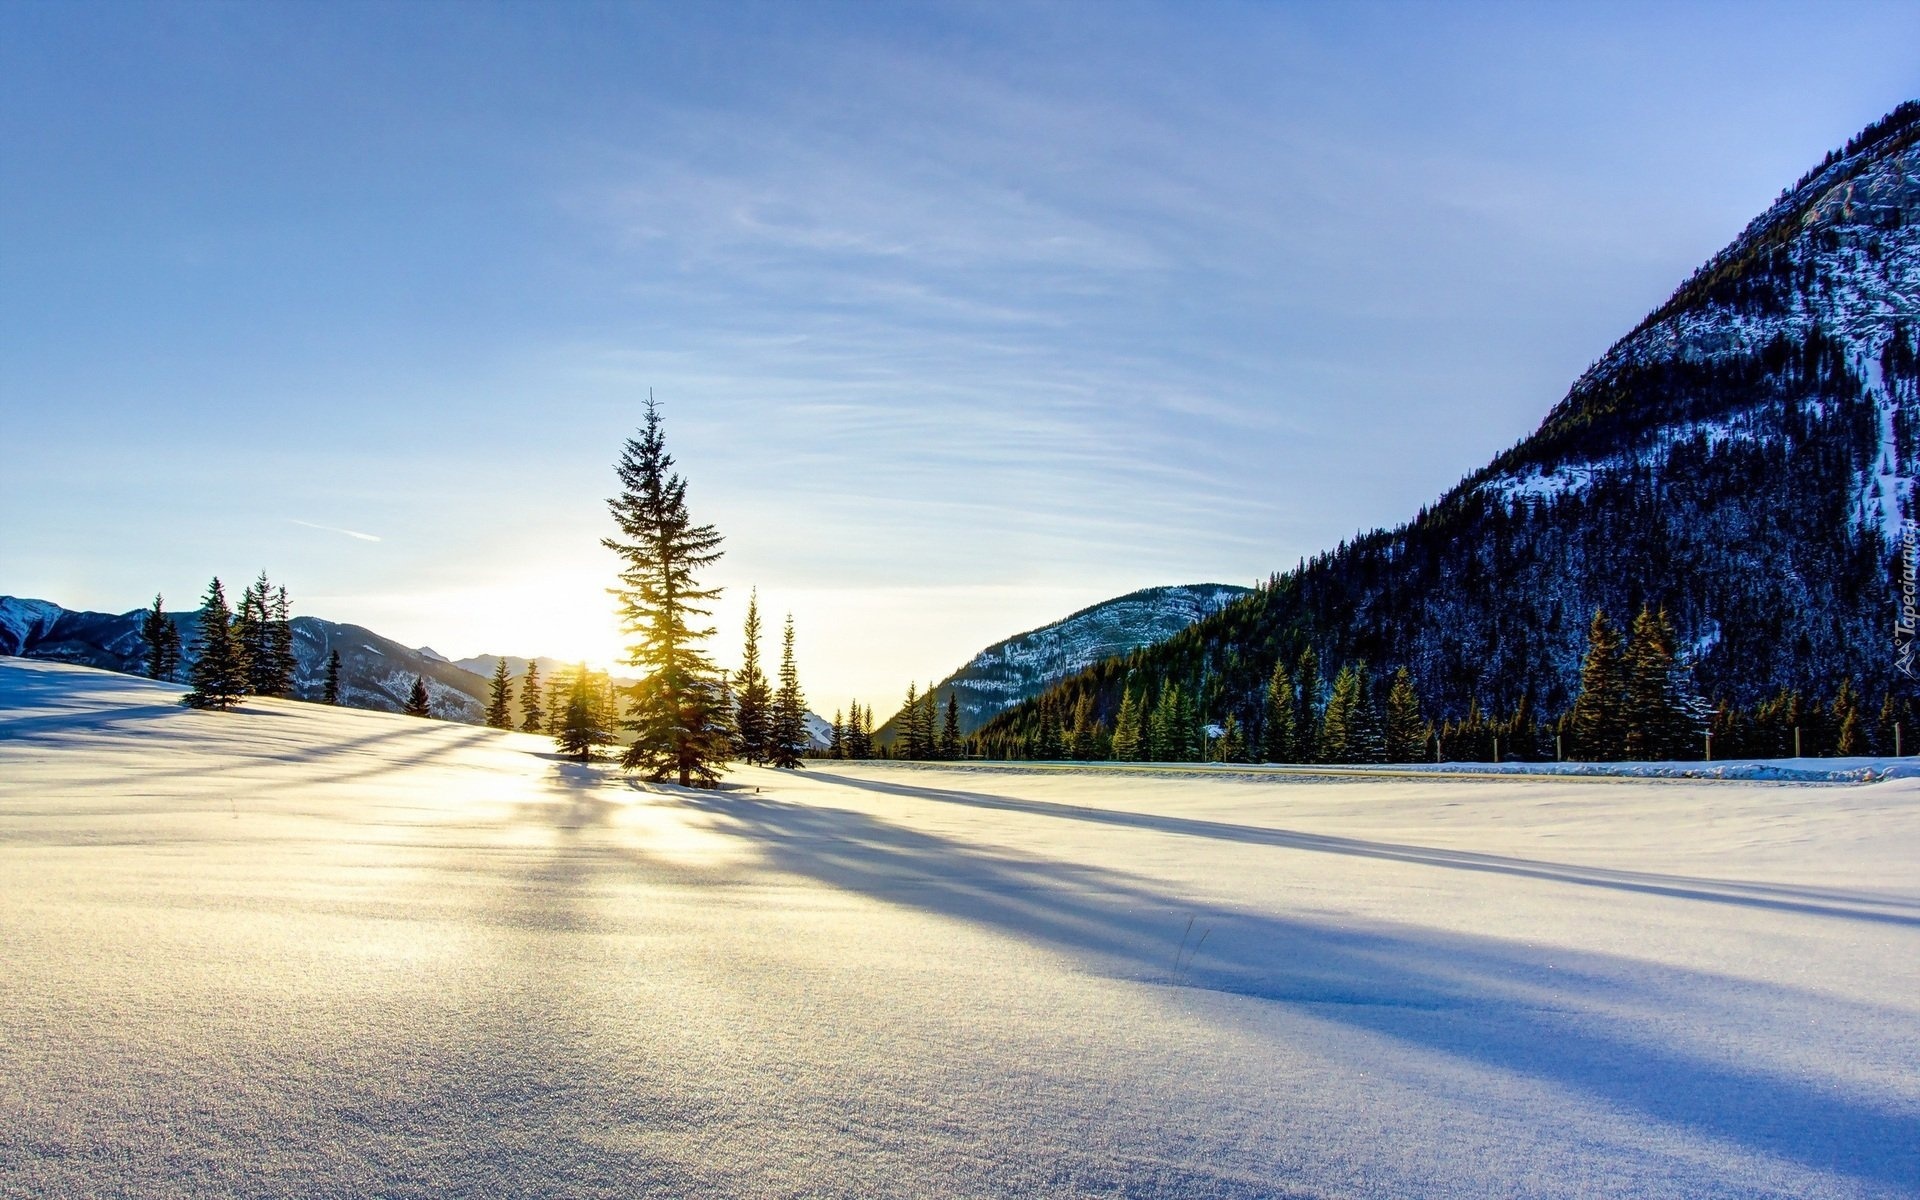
875, 583, 1248, 741
984, 102, 1920, 751
0, 596, 840, 748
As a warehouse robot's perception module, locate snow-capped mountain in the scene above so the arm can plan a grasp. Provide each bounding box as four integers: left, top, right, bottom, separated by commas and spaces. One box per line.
0, 596, 497, 720
984, 103, 1920, 745
876, 583, 1249, 739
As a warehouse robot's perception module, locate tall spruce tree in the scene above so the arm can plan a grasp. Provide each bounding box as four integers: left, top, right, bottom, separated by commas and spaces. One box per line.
184, 577, 247, 710
486, 658, 514, 729
323, 648, 342, 705
404, 675, 432, 718
1383, 667, 1428, 762
733, 589, 773, 764
261, 585, 295, 697
770, 613, 806, 769
828, 709, 846, 759
604, 397, 732, 786
1262, 659, 1296, 763
519, 660, 544, 732
1622, 606, 1707, 760
1295, 647, 1322, 764
1321, 663, 1364, 764
141, 594, 182, 682
940, 691, 962, 760
1069, 693, 1096, 761
1111, 686, 1143, 761
1570, 609, 1628, 761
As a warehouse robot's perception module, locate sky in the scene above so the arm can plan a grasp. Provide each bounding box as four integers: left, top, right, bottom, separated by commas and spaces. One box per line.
4, 1, 1919, 710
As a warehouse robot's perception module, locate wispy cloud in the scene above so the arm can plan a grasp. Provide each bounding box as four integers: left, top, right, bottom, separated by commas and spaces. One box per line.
289, 519, 381, 543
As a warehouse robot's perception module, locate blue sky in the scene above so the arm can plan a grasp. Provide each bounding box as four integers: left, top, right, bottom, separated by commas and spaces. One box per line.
5, 1, 1918, 709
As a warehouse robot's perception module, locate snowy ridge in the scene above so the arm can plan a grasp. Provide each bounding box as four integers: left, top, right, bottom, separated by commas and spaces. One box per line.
880, 582, 1249, 737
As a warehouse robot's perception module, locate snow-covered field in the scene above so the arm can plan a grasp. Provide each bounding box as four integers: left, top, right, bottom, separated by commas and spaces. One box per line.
3, 658, 1917, 1199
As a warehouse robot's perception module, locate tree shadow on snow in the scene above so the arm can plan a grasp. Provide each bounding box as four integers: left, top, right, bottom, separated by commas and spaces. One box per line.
602, 779, 1920, 1192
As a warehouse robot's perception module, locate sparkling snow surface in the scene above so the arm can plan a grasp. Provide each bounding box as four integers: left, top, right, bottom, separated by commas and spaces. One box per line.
3, 659, 1918, 1199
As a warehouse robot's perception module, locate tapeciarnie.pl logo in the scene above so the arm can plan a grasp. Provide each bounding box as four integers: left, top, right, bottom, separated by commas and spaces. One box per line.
1899, 520, 1920, 680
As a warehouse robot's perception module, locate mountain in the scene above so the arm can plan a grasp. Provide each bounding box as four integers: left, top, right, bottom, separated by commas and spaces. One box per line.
980, 102, 1920, 754
1, 596, 498, 721
876, 583, 1249, 741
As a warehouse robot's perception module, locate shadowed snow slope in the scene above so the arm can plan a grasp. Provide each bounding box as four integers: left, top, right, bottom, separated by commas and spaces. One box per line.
3, 657, 1917, 1199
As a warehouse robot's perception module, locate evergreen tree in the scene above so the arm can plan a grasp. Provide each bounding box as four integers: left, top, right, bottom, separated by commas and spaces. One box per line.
264, 585, 296, 697
323, 649, 342, 705
770, 613, 806, 769
1350, 663, 1386, 763
1622, 606, 1707, 759
1262, 659, 1296, 762
1384, 667, 1427, 762
184, 577, 247, 710
486, 658, 514, 730
404, 675, 432, 718
557, 662, 613, 762
921, 685, 939, 759
1321, 663, 1364, 763
940, 691, 962, 759
733, 589, 772, 764
141, 594, 182, 681
900, 682, 920, 759
1173, 686, 1200, 762
1145, 688, 1174, 761
604, 397, 732, 786
546, 677, 567, 735
1831, 678, 1864, 756
519, 660, 544, 732
1069, 693, 1096, 761
1111, 687, 1143, 762
828, 709, 846, 759
1570, 609, 1628, 761
233, 575, 270, 697
1217, 713, 1247, 763
1295, 647, 1322, 764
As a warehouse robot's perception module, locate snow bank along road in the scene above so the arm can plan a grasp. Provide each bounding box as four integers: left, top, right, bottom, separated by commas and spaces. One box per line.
2, 658, 1917, 1199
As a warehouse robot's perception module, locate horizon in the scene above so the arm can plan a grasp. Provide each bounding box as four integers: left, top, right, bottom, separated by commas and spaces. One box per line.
6, 3, 1920, 707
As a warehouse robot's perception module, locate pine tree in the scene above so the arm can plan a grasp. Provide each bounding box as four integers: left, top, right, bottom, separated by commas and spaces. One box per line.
1831, 678, 1864, 756
733, 589, 772, 764
1383, 667, 1427, 762
557, 662, 613, 762
184, 577, 247, 710
404, 675, 432, 718
1622, 606, 1707, 760
1174, 687, 1200, 762
1262, 659, 1296, 762
940, 691, 962, 759
604, 397, 732, 787
545, 677, 567, 736
1295, 647, 1322, 764
264, 585, 296, 697
232, 575, 269, 697
899, 682, 920, 758
1570, 609, 1627, 761
141, 594, 182, 681
1350, 663, 1385, 762
1217, 713, 1247, 763
323, 648, 342, 705
1145, 688, 1173, 761
829, 709, 846, 759
519, 660, 544, 732
1321, 663, 1364, 763
486, 658, 514, 729
921, 685, 939, 759
1111, 687, 1143, 761
1069, 693, 1096, 761
770, 613, 806, 769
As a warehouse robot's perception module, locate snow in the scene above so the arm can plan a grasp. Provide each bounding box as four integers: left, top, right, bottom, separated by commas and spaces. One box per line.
4, 657, 1918, 1199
